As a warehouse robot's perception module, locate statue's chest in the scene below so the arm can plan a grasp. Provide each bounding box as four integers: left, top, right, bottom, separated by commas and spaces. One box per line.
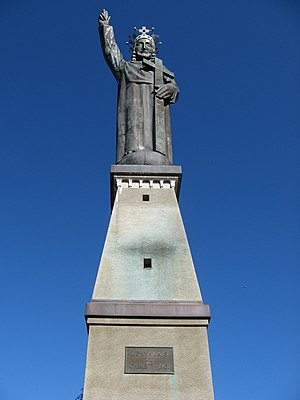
124, 62, 153, 84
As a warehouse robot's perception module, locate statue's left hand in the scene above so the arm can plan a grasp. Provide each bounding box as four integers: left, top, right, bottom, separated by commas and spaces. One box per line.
155, 83, 177, 101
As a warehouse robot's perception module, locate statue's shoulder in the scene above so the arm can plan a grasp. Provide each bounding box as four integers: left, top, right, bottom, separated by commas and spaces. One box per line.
125, 60, 143, 69
162, 65, 174, 77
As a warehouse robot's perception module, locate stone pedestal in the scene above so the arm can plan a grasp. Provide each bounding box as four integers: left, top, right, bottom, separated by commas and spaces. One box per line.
83, 165, 214, 400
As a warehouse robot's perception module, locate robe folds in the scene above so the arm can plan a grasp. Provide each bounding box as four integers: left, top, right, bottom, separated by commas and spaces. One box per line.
99, 23, 179, 165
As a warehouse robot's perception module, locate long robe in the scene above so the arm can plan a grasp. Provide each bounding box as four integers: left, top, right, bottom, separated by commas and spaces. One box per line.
99, 23, 179, 165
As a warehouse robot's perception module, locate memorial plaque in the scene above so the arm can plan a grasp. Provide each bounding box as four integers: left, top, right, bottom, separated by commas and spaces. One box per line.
125, 347, 174, 374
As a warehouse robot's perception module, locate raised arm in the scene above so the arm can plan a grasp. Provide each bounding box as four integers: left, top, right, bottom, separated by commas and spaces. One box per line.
98, 9, 125, 80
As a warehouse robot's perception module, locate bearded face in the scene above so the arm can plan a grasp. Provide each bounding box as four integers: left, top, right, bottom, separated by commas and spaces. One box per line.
134, 38, 156, 60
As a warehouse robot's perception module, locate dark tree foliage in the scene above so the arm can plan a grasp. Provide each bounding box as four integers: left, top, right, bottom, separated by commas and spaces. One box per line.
75, 388, 83, 400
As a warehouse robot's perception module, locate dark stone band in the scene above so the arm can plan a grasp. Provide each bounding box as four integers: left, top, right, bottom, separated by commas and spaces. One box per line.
111, 164, 182, 175
85, 300, 210, 320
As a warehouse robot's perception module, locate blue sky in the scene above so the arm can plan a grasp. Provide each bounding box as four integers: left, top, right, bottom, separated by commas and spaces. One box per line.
0, 0, 299, 399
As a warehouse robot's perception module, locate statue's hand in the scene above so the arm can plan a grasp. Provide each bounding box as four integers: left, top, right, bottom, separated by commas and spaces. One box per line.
98, 9, 111, 26
155, 83, 177, 101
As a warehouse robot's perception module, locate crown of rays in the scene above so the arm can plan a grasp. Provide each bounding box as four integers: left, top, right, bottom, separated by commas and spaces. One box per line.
126, 26, 162, 53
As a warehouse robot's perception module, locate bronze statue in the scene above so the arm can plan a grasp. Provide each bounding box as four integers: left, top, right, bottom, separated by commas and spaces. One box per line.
98, 9, 179, 165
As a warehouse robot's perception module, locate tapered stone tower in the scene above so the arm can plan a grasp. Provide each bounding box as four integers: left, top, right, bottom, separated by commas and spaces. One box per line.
82, 10, 214, 400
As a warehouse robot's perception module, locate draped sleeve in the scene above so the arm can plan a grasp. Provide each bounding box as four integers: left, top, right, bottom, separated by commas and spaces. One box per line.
98, 23, 126, 81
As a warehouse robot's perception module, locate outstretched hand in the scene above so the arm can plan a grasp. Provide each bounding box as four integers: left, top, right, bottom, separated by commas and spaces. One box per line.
155, 83, 177, 101
98, 9, 111, 25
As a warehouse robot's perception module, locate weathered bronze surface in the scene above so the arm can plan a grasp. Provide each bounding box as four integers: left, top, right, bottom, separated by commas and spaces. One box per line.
98, 9, 179, 165
125, 347, 174, 374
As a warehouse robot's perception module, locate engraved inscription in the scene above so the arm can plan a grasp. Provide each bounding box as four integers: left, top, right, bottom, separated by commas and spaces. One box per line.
125, 347, 174, 374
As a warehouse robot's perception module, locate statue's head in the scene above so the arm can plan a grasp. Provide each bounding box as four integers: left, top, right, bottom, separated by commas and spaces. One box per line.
127, 26, 161, 61
134, 37, 156, 61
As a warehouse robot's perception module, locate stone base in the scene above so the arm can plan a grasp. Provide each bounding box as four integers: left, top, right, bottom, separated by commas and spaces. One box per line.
83, 315, 214, 400
83, 168, 214, 399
